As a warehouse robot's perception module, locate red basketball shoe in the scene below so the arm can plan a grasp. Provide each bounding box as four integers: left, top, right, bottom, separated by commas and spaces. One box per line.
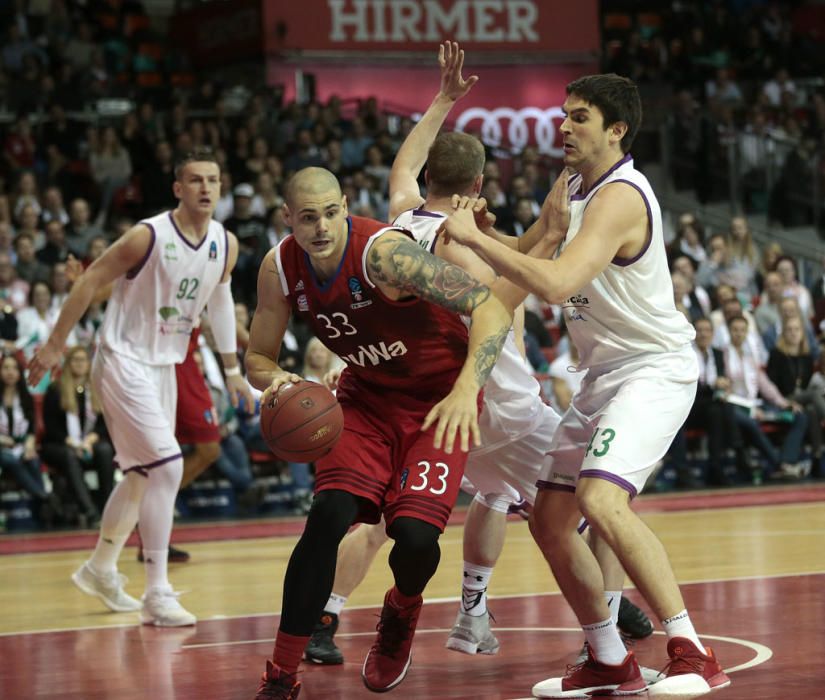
361, 589, 422, 692
532, 649, 647, 698
254, 660, 301, 699
648, 637, 730, 697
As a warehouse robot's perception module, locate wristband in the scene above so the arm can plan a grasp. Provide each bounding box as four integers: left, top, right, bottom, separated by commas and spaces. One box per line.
224, 366, 241, 377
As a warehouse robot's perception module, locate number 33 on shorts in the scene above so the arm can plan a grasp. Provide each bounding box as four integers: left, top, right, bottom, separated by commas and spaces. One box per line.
585, 427, 616, 458
404, 460, 450, 495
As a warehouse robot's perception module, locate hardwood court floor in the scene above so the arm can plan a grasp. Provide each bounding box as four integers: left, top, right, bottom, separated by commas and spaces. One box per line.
1, 485, 824, 699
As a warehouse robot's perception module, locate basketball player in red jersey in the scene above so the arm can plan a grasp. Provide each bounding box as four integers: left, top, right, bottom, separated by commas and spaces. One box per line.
247, 166, 514, 698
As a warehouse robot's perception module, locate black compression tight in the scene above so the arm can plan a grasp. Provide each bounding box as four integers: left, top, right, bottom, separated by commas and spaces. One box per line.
279, 489, 361, 636
387, 516, 442, 597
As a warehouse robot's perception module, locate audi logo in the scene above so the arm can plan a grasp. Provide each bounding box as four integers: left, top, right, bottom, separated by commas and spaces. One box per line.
455, 106, 566, 157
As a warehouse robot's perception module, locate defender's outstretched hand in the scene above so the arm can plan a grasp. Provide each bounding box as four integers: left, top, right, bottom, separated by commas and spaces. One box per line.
438, 41, 478, 102
438, 207, 481, 248
539, 168, 573, 249
421, 381, 480, 454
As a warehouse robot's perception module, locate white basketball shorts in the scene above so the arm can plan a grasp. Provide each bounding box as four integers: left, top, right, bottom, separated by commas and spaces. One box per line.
92, 347, 181, 473
538, 348, 698, 498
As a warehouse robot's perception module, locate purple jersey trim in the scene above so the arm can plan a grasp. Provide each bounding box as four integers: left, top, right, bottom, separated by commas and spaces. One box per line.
536, 480, 576, 493
121, 453, 183, 476
412, 208, 444, 219
168, 211, 209, 251
570, 153, 632, 201
416, 207, 445, 253
126, 223, 156, 280
220, 225, 229, 281
609, 180, 653, 267
577, 519, 590, 534
579, 469, 638, 499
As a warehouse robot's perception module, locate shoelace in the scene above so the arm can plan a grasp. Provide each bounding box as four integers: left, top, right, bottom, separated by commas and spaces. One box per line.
257, 665, 301, 699
658, 650, 705, 677
374, 609, 412, 657
101, 570, 130, 591
564, 659, 588, 677
149, 588, 188, 610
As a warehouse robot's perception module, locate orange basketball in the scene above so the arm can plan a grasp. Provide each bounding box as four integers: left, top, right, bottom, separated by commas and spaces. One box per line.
260, 380, 343, 462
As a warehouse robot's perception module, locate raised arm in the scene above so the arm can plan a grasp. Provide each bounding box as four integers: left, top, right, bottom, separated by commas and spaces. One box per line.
27, 224, 154, 386
442, 180, 647, 305
388, 41, 478, 221
367, 231, 512, 452
245, 248, 302, 403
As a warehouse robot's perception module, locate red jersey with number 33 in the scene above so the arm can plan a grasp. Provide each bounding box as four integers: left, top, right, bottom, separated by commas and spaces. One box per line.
275, 215, 469, 393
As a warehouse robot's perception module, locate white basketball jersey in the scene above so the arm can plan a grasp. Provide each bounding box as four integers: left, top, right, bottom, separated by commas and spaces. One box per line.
99, 211, 229, 366
560, 155, 694, 373
393, 208, 542, 418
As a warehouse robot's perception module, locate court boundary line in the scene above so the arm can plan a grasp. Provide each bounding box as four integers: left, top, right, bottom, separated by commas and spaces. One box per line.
180, 626, 773, 678
1, 568, 822, 638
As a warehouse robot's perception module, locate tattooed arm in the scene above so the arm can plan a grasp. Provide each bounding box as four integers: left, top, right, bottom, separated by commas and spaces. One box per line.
368, 231, 513, 452
246, 248, 302, 403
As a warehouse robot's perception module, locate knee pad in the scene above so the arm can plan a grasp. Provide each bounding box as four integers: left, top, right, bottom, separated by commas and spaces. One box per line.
303, 489, 360, 542
387, 516, 441, 553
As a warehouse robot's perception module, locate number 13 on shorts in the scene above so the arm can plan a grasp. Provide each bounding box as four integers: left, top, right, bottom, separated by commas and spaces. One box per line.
585, 426, 616, 458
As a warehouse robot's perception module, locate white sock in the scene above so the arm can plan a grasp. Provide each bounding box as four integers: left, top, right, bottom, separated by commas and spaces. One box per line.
604, 591, 622, 626
138, 459, 183, 594
582, 618, 627, 665
88, 475, 146, 573
143, 549, 170, 591
325, 592, 347, 616
88, 534, 129, 574
662, 609, 704, 653
460, 562, 493, 617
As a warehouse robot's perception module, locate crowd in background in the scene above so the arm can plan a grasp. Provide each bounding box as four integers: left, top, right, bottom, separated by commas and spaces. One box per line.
1, 0, 825, 529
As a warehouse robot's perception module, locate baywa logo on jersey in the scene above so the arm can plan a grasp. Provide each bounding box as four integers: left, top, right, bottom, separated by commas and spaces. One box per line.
348, 276, 372, 309
164, 242, 178, 262
343, 340, 408, 367
208, 241, 218, 261
297, 294, 309, 312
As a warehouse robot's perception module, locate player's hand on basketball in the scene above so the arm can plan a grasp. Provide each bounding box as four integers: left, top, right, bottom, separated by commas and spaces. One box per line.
322, 368, 342, 392
438, 41, 478, 102
225, 372, 254, 409
27, 339, 62, 387
540, 168, 572, 247
421, 382, 480, 454
261, 371, 303, 409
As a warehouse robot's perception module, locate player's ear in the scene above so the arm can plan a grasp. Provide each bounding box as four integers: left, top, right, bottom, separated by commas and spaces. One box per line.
473, 174, 483, 195
172, 180, 182, 200
341, 195, 348, 215
282, 204, 293, 226
609, 121, 628, 146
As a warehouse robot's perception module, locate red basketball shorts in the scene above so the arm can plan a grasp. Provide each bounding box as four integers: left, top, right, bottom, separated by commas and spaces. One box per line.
175, 337, 220, 445
314, 380, 478, 532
